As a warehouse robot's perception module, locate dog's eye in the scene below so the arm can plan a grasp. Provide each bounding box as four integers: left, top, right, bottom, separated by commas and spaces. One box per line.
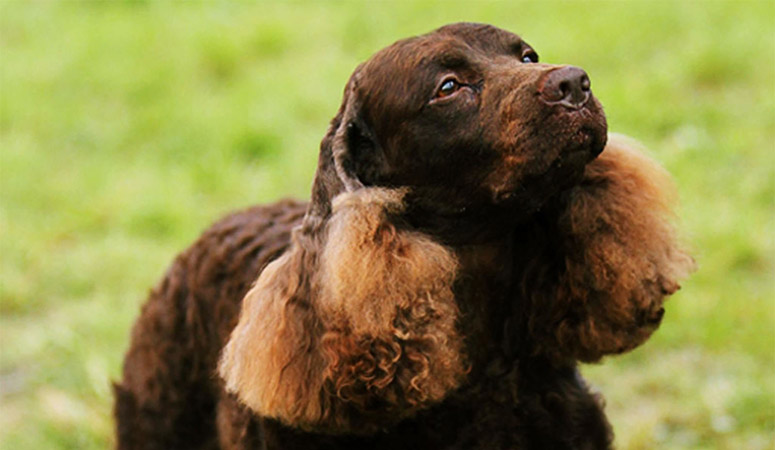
522, 51, 538, 63
437, 78, 460, 98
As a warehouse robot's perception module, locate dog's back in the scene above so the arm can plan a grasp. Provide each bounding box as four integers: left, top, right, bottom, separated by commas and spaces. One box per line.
114, 200, 305, 449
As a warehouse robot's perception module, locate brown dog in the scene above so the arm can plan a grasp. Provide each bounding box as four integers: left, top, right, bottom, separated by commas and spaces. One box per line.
115, 23, 693, 449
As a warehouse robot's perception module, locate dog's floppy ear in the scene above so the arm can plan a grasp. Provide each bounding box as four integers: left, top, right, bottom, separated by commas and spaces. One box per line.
219, 188, 466, 433
517, 135, 695, 363
219, 67, 466, 432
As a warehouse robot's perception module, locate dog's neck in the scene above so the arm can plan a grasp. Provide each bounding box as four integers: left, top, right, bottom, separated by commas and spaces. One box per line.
448, 234, 520, 372
399, 203, 522, 245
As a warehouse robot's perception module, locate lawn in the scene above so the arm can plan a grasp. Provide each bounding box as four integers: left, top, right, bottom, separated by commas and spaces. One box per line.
1, 1, 773, 449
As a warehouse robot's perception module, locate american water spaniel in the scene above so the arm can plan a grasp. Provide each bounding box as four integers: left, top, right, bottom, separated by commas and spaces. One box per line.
114, 23, 694, 449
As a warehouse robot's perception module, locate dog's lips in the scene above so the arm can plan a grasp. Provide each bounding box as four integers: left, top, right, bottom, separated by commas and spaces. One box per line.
553, 101, 607, 159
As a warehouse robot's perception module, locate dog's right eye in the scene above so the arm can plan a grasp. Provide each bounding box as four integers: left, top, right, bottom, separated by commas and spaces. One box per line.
437, 79, 460, 98
521, 51, 538, 63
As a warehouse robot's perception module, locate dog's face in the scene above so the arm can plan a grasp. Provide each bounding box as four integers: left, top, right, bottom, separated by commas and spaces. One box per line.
322, 23, 607, 232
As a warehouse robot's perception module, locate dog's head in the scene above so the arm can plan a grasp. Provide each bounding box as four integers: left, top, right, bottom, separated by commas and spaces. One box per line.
308, 22, 607, 238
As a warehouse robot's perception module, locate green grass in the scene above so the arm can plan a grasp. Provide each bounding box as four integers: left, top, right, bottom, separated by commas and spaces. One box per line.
1, 1, 773, 449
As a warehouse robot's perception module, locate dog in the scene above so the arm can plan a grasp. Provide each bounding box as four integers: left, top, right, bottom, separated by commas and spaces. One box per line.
114, 22, 694, 449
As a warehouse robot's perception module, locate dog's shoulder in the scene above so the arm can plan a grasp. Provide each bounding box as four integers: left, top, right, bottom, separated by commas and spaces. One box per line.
181, 198, 306, 288
156, 199, 307, 344
196, 199, 307, 254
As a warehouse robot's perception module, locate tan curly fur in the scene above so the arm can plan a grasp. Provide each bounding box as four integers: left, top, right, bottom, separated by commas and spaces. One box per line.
218, 188, 465, 432
525, 134, 695, 362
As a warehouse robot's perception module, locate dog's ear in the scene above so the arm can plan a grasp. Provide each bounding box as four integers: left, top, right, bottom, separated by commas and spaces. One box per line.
517, 135, 695, 363
220, 71, 465, 430
219, 188, 467, 433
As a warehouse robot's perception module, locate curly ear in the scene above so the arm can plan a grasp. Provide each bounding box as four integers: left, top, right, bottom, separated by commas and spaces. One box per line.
219, 188, 466, 433
520, 134, 695, 363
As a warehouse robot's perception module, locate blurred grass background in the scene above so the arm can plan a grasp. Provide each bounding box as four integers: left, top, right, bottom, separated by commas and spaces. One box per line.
1, 1, 773, 449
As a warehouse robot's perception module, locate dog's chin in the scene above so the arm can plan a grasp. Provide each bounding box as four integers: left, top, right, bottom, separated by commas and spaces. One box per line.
560, 127, 605, 171
562, 104, 607, 151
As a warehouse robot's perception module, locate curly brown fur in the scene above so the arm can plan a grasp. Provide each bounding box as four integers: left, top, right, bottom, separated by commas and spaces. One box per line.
115, 23, 693, 450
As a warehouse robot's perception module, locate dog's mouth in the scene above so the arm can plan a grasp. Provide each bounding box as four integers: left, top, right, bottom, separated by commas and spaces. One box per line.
551, 99, 608, 166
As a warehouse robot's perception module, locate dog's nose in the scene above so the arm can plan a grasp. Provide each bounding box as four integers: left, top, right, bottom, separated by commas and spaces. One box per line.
540, 66, 591, 109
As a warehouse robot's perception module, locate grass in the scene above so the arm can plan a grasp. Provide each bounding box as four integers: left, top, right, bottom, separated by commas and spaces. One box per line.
1, 1, 773, 449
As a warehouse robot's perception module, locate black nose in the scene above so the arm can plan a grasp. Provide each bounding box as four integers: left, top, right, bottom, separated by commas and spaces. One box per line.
540, 66, 591, 109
